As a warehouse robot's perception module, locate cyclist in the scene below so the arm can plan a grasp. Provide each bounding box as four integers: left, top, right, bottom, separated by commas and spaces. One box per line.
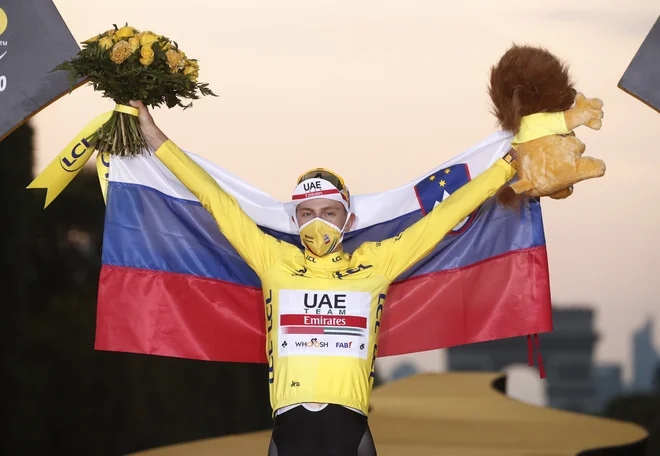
129, 100, 518, 456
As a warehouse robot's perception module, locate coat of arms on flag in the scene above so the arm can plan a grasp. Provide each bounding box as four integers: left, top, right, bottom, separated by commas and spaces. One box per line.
414, 164, 476, 234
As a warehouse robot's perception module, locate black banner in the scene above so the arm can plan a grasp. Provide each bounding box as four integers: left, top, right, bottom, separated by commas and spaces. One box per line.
0, 0, 82, 141
619, 15, 660, 113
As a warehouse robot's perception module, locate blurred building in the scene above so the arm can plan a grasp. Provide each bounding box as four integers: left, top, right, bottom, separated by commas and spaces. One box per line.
447, 306, 601, 414
632, 318, 660, 393
390, 362, 419, 381
594, 364, 623, 412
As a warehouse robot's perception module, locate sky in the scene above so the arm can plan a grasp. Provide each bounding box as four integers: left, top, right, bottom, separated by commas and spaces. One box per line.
34, 0, 659, 385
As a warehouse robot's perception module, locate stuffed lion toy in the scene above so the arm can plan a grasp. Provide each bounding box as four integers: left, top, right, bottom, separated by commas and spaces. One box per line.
488, 44, 606, 205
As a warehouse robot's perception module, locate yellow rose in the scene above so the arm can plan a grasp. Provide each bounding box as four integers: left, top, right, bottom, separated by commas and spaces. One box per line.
104, 29, 115, 37
114, 26, 136, 41
82, 34, 100, 44
165, 49, 184, 71
110, 40, 134, 64
184, 59, 199, 71
140, 33, 158, 47
128, 37, 140, 52
98, 36, 114, 50
183, 62, 199, 81
139, 44, 155, 66
160, 40, 171, 51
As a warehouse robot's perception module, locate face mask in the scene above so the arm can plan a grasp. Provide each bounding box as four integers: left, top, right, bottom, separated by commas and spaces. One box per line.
298, 217, 348, 257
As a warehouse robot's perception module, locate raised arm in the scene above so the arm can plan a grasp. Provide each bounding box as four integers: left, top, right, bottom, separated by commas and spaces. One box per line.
131, 101, 291, 277
358, 156, 517, 282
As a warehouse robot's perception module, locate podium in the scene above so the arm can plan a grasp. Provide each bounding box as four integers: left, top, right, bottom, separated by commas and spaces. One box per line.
128, 372, 648, 456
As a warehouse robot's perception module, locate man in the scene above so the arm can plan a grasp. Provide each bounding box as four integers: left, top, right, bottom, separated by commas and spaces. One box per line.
129, 100, 518, 456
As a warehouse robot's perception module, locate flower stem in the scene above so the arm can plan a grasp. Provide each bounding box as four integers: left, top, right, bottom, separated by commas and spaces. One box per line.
119, 113, 128, 155
84, 110, 150, 156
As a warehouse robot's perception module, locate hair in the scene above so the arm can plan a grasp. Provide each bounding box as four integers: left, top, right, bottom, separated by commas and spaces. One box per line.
488, 44, 577, 133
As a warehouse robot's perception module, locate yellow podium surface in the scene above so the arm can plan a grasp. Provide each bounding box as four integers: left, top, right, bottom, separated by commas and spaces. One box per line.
129, 372, 648, 456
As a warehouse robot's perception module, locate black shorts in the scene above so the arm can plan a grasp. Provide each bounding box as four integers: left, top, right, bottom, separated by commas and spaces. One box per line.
268, 404, 377, 456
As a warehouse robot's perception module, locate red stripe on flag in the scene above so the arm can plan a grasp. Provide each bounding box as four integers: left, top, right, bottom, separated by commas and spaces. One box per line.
95, 246, 551, 363
377, 245, 552, 356
95, 266, 265, 363
280, 314, 367, 328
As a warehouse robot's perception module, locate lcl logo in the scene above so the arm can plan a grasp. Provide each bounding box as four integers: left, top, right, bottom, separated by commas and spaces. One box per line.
59, 138, 92, 172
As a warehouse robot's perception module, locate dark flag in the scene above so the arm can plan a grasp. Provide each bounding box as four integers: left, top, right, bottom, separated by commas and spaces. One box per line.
0, 0, 82, 141
618, 15, 660, 113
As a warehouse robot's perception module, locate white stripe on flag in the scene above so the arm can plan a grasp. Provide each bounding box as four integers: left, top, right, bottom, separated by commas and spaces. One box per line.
109, 131, 514, 234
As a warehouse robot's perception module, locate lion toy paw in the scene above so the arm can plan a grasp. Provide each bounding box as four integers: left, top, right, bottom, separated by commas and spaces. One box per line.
566, 93, 604, 131
487, 44, 607, 207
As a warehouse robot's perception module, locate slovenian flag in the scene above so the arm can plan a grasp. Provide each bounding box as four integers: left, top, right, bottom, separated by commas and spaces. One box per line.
95, 130, 552, 367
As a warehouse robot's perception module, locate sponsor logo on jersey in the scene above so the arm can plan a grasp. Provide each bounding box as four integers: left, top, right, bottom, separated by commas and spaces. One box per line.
370, 293, 386, 382
333, 264, 373, 280
294, 337, 329, 348
278, 289, 371, 359
281, 314, 367, 337
303, 292, 346, 313
266, 289, 275, 384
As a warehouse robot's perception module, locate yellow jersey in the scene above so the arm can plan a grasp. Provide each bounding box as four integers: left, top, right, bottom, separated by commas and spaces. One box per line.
155, 139, 516, 415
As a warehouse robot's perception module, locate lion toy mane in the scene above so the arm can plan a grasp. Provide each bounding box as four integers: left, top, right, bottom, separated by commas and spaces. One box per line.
488, 44, 606, 205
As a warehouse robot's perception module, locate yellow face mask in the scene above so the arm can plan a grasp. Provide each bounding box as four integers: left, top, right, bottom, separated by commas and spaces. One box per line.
299, 218, 347, 257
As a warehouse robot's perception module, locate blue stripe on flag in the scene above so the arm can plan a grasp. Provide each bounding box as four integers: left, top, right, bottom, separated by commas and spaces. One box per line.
102, 182, 545, 285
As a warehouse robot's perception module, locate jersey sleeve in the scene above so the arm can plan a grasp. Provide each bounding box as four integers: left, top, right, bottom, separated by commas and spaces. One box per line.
154, 139, 291, 277
359, 158, 516, 282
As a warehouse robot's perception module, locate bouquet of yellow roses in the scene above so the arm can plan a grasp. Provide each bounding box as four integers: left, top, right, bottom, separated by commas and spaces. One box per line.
28, 24, 215, 207
55, 24, 215, 156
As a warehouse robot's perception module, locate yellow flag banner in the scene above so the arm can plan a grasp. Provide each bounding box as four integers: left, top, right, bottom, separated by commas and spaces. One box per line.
96, 151, 111, 203
27, 105, 138, 207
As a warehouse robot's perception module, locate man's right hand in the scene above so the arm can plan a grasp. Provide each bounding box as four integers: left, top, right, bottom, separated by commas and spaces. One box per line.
129, 100, 169, 151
